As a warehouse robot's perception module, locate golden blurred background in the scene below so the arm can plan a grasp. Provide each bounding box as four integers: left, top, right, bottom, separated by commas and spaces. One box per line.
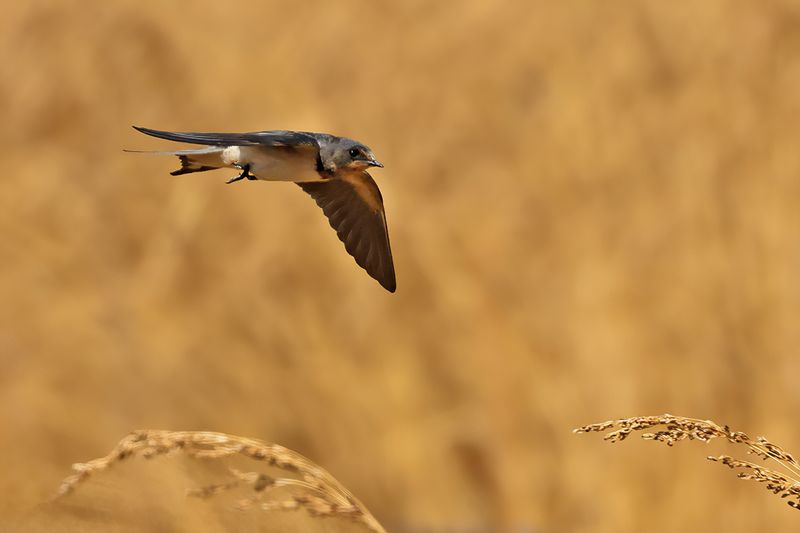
2, 0, 800, 531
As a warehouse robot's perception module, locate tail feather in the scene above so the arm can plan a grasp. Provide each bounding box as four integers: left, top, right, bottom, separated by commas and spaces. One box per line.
170, 154, 222, 175
125, 147, 226, 176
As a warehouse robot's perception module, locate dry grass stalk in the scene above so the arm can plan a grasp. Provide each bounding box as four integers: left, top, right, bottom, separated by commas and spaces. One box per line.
57, 430, 387, 533
574, 414, 800, 511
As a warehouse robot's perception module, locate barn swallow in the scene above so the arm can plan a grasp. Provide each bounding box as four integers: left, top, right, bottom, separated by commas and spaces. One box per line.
130, 126, 395, 292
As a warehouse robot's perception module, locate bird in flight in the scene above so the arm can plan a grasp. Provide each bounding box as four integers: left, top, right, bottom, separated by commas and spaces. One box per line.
130, 126, 396, 292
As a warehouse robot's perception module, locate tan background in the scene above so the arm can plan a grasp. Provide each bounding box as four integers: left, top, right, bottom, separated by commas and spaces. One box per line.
2, 0, 800, 531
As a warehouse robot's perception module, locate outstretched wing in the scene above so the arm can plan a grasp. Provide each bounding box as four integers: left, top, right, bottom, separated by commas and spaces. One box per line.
298, 173, 396, 292
133, 126, 320, 149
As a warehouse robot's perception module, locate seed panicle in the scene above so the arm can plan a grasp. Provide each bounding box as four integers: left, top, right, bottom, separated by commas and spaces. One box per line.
56, 430, 387, 533
575, 414, 800, 511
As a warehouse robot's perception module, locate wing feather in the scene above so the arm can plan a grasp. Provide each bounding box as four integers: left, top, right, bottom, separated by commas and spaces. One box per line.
298, 173, 396, 292
133, 126, 320, 149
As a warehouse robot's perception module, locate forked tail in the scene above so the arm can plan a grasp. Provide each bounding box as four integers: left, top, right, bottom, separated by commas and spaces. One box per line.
124, 146, 226, 176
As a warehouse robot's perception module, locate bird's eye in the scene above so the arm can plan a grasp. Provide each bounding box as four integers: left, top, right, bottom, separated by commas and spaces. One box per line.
349, 148, 361, 158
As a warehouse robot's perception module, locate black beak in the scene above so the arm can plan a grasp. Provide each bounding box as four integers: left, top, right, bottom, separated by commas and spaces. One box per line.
366, 159, 384, 168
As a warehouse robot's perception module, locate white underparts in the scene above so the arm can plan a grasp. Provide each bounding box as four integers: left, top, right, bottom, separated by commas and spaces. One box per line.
179, 145, 323, 182
221, 146, 242, 167
236, 146, 324, 182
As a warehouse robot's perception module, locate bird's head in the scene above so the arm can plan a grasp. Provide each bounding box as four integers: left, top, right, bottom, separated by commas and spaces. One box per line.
331, 139, 383, 172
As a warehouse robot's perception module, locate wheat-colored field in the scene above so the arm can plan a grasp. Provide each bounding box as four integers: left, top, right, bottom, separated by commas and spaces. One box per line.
2, 0, 800, 531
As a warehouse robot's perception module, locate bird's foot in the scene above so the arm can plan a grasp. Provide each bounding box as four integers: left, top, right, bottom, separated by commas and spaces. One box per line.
226, 164, 254, 184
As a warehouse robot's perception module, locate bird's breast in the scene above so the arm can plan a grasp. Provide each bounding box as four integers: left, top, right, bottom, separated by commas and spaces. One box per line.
239, 146, 324, 182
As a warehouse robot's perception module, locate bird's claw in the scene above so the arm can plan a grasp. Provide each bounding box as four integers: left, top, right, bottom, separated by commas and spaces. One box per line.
226, 164, 254, 184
